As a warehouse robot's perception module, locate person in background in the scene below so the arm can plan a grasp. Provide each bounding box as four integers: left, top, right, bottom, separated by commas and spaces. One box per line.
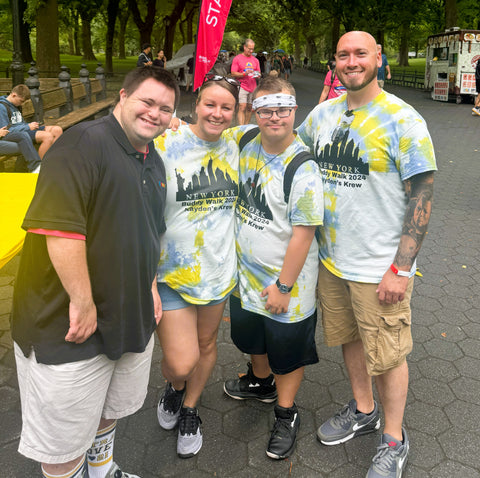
0, 126, 42, 173
11, 66, 178, 478
137, 43, 152, 67
472, 57, 480, 115
185, 55, 195, 92
153, 49, 167, 68
377, 44, 391, 88
230, 39, 261, 124
298, 31, 436, 478
318, 59, 346, 103
0, 84, 63, 160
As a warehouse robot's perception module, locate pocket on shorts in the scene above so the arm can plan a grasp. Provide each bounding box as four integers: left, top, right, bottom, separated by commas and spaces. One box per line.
368, 312, 412, 375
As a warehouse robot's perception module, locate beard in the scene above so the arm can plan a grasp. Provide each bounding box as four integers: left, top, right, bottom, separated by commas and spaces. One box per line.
338, 66, 378, 92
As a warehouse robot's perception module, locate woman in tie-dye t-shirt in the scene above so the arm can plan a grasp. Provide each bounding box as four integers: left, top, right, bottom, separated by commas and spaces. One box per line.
153, 76, 239, 458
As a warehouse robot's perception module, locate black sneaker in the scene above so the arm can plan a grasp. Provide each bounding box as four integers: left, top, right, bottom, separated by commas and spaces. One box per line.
177, 406, 203, 458
266, 404, 300, 459
157, 382, 186, 430
224, 362, 277, 403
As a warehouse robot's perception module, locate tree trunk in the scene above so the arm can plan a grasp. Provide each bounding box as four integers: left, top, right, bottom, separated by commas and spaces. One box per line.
19, 0, 33, 63
331, 16, 340, 57
376, 30, 385, 50
398, 24, 410, 67
164, 0, 189, 59
81, 15, 97, 61
186, 6, 196, 44
36, 0, 60, 77
105, 0, 119, 75
128, 0, 157, 48
445, 0, 457, 29
118, 10, 129, 59
74, 14, 81, 56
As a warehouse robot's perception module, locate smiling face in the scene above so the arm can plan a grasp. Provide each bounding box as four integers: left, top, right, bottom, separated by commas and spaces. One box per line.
115, 77, 175, 152
191, 83, 236, 142
335, 31, 382, 93
243, 40, 255, 57
254, 88, 297, 146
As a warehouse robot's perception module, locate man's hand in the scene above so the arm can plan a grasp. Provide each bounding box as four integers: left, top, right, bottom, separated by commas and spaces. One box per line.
29, 122, 40, 130
65, 299, 97, 343
376, 268, 409, 305
261, 284, 290, 315
0, 126, 9, 138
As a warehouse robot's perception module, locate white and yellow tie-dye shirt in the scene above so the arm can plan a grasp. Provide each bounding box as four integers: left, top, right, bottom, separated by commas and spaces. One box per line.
297, 90, 437, 283
154, 125, 239, 304
234, 128, 324, 323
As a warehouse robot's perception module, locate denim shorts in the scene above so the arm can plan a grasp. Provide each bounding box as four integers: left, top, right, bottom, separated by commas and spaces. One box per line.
157, 282, 227, 311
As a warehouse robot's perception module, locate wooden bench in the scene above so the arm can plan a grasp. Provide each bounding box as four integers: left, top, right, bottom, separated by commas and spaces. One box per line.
0, 77, 115, 171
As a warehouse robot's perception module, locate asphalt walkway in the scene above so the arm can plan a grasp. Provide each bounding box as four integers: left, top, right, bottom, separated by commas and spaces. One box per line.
1, 68, 479, 477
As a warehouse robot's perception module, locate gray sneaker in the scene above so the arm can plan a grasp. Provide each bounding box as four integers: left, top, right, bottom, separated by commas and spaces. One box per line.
317, 399, 380, 445
157, 382, 185, 430
472, 106, 480, 116
177, 406, 203, 458
366, 427, 409, 478
104, 461, 140, 478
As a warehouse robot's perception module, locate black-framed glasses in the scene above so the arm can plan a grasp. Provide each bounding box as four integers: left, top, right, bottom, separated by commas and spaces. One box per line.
255, 107, 294, 119
331, 110, 354, 143
203, 74, 240, 88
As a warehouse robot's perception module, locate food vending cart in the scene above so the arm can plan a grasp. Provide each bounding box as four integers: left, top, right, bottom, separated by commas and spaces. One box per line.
425, 27, 480, 103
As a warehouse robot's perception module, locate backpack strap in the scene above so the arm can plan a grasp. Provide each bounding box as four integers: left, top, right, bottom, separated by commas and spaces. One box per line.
238, 126, 260, 152
0, 101, 13, 125
283, 151, 316, 203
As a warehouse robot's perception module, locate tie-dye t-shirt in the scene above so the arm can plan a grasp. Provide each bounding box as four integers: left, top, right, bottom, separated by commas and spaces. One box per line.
154, 125, 239, 304
233, 127, 324, 323
297, 90, 437, 283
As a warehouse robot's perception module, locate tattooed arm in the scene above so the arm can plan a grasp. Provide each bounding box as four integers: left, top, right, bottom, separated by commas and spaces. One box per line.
376, 171, 434, 305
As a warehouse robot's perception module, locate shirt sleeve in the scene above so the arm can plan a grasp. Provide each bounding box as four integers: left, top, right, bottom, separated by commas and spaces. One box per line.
22, 132, 97, 235
288, 161, 324, 226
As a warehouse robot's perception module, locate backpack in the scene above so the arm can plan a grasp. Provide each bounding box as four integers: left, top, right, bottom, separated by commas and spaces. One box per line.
0, 100, 13, 128
238, 127, 316, 203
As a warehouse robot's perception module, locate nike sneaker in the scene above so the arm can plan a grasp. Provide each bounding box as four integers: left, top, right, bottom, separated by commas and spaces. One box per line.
266, 403, 300, 459
366, 427, 409, 478
223, 362, 277, 403
317, 398, 380, 445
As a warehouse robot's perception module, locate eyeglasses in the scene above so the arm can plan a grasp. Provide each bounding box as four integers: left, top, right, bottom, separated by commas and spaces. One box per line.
331, 110, 354, 143
255, 107, 294, 119
203, 74, 240, 88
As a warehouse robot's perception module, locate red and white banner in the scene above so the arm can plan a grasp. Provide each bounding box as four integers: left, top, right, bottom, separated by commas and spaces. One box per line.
193, 0, 232, 91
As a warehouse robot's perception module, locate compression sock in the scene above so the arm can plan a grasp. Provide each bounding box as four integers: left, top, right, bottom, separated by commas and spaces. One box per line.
42, 455, 88, 478
87, 420, 117, 478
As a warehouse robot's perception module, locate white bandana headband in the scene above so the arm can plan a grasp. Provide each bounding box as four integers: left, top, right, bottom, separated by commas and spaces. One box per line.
252, 93, 297, 110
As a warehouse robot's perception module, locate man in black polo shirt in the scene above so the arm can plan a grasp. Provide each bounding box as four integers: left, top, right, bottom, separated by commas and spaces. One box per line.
11, 67, 179, 478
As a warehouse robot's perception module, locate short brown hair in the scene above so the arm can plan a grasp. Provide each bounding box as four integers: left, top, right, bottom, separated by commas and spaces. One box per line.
253, 76, 295, 100
11, 84, 30, 100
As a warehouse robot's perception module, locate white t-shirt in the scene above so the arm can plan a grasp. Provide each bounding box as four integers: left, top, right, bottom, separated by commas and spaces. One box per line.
234, 127, 324, 323
297, 90, 437, 283
154, 125, 239, 303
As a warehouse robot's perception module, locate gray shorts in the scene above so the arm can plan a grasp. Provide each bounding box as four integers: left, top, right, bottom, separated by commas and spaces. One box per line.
15, 336, 154, 464
239, 87, 253, 105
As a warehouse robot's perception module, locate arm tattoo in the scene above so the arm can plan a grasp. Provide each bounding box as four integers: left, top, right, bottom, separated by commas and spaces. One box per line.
394, 172, 434, 268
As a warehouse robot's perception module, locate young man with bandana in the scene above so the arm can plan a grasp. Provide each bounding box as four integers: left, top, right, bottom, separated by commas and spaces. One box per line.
223, 77, 324, 460
297, 31, 436, 478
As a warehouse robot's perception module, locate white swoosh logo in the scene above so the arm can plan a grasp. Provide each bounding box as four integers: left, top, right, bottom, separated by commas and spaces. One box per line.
248, 383, 260, 388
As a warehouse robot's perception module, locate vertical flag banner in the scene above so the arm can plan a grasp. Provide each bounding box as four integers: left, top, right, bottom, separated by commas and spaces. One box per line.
193, 0, 233, 91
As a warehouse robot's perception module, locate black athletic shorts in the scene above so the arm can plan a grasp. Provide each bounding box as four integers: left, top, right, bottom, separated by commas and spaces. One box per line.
229, 295, 319, 375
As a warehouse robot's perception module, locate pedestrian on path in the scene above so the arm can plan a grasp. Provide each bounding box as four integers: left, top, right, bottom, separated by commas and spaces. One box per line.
472, 58, 480, 115
153, 75, 240, 459
10, 66, 177, 478
298, 31, 437, 478
224, 76, 324, 460
377, 44, 391, 88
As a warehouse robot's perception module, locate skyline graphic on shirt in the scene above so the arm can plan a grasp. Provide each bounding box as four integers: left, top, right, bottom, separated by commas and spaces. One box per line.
175, 157, 237, 201
237, 171, 273, 220
315, 134, 370, 176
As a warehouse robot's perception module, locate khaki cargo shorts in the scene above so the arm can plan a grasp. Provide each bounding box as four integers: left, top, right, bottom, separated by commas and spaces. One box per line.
317, 263, 413, 376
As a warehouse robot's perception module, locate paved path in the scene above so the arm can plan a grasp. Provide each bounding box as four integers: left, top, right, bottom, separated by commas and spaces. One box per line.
1, 68, 480, 477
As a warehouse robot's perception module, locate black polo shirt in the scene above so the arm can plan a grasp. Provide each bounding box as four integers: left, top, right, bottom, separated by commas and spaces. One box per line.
11, 114, 167, 364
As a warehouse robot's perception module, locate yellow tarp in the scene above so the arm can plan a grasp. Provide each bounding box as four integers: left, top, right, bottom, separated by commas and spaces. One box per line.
0, 173, 37, 269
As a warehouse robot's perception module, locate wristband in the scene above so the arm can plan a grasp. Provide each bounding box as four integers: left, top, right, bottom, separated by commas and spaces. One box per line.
390, 264, 410, 277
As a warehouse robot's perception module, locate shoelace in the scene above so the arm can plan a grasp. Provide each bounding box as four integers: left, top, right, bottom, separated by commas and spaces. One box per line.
372, 443, 397, 472
331, 404, 355, 427
179, 411, 201, 435
162, 386, 184, 413
271, 415, 294, 435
